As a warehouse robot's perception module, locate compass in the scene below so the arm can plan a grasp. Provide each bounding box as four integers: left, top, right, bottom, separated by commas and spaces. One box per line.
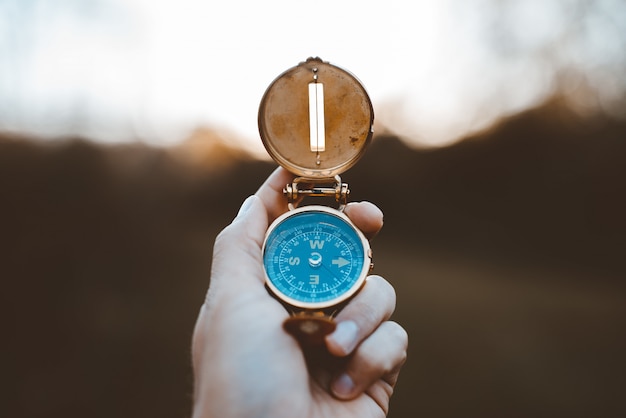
259, 57, 374, 344
264, 206, 371, 309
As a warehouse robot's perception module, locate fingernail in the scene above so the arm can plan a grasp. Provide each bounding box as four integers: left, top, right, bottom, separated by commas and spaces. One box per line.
332, 373, 355, 398
234, 196, 255, 220
329, 320, 359, 355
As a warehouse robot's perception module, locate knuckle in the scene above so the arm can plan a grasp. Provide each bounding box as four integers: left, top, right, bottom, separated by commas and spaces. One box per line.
367, 275, 397, 305
213, 222, 256, 259
339, 275, 398, 331
358, 344, 388, 373
386, 321, 409, 349
215, 223, 237, 245
213, 223, 235, 250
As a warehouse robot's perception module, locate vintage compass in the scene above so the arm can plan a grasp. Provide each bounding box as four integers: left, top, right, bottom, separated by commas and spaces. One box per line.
259, 57, 374, 344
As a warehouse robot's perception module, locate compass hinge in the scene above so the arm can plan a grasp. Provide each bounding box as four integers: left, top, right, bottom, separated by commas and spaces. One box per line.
284, 175, 349, 208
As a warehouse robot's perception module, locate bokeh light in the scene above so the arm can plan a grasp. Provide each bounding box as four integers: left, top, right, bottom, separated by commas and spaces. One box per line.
1, 0, 624, 149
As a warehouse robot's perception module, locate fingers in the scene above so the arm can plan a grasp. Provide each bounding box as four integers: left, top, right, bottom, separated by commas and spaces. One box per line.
343, 202, 384, 240
208, 195, 269, 294
326, 275, 396, 356
255, 167, 295, 222
331, 321, 408, 404
324, 274, 405, 405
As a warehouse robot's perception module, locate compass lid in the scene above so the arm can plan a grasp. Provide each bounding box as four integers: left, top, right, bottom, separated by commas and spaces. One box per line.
258, 57, 374, 178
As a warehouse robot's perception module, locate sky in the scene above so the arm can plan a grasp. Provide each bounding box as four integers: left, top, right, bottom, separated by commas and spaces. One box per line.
0, 0, 624, 153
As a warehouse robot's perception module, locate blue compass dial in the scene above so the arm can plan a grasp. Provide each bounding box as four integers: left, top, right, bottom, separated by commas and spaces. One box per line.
263, 208, 369, 308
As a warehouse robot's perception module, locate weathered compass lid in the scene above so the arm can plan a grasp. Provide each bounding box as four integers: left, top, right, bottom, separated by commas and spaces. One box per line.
258, 57, 374, 178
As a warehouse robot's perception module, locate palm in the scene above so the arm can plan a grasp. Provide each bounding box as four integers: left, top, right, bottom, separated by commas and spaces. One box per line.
196, 272, 389, 418
246, 306, 388, 418
192, 168, 404, 418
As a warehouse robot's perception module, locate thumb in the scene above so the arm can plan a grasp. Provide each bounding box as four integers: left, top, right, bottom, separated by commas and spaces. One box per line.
209, 195, 269, 295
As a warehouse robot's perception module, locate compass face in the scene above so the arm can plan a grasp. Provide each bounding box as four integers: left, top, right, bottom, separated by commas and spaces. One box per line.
263, 206, 371, 309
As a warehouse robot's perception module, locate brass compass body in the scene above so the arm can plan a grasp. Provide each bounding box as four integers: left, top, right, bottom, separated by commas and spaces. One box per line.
258, 57, 375, 343
258, 57, 374, 178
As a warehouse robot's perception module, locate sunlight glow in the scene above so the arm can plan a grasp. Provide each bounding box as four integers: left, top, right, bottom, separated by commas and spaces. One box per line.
0, 0, 624, 151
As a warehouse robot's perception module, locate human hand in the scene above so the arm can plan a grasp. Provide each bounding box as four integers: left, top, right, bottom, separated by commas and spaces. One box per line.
191, 167, 408, 418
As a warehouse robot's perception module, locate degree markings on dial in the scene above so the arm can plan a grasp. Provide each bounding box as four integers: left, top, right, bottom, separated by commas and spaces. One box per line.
277, 230, 353, 292
265, 212, 367, 304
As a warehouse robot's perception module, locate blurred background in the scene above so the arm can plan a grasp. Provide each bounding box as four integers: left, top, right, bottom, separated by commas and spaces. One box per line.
1, 1, 625, 417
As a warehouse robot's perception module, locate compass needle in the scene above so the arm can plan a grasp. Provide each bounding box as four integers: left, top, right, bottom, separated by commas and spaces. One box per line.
331, 257, 350, 268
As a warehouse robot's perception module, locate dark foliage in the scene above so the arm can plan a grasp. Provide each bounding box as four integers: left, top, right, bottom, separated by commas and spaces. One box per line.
1, 101, 624, 418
